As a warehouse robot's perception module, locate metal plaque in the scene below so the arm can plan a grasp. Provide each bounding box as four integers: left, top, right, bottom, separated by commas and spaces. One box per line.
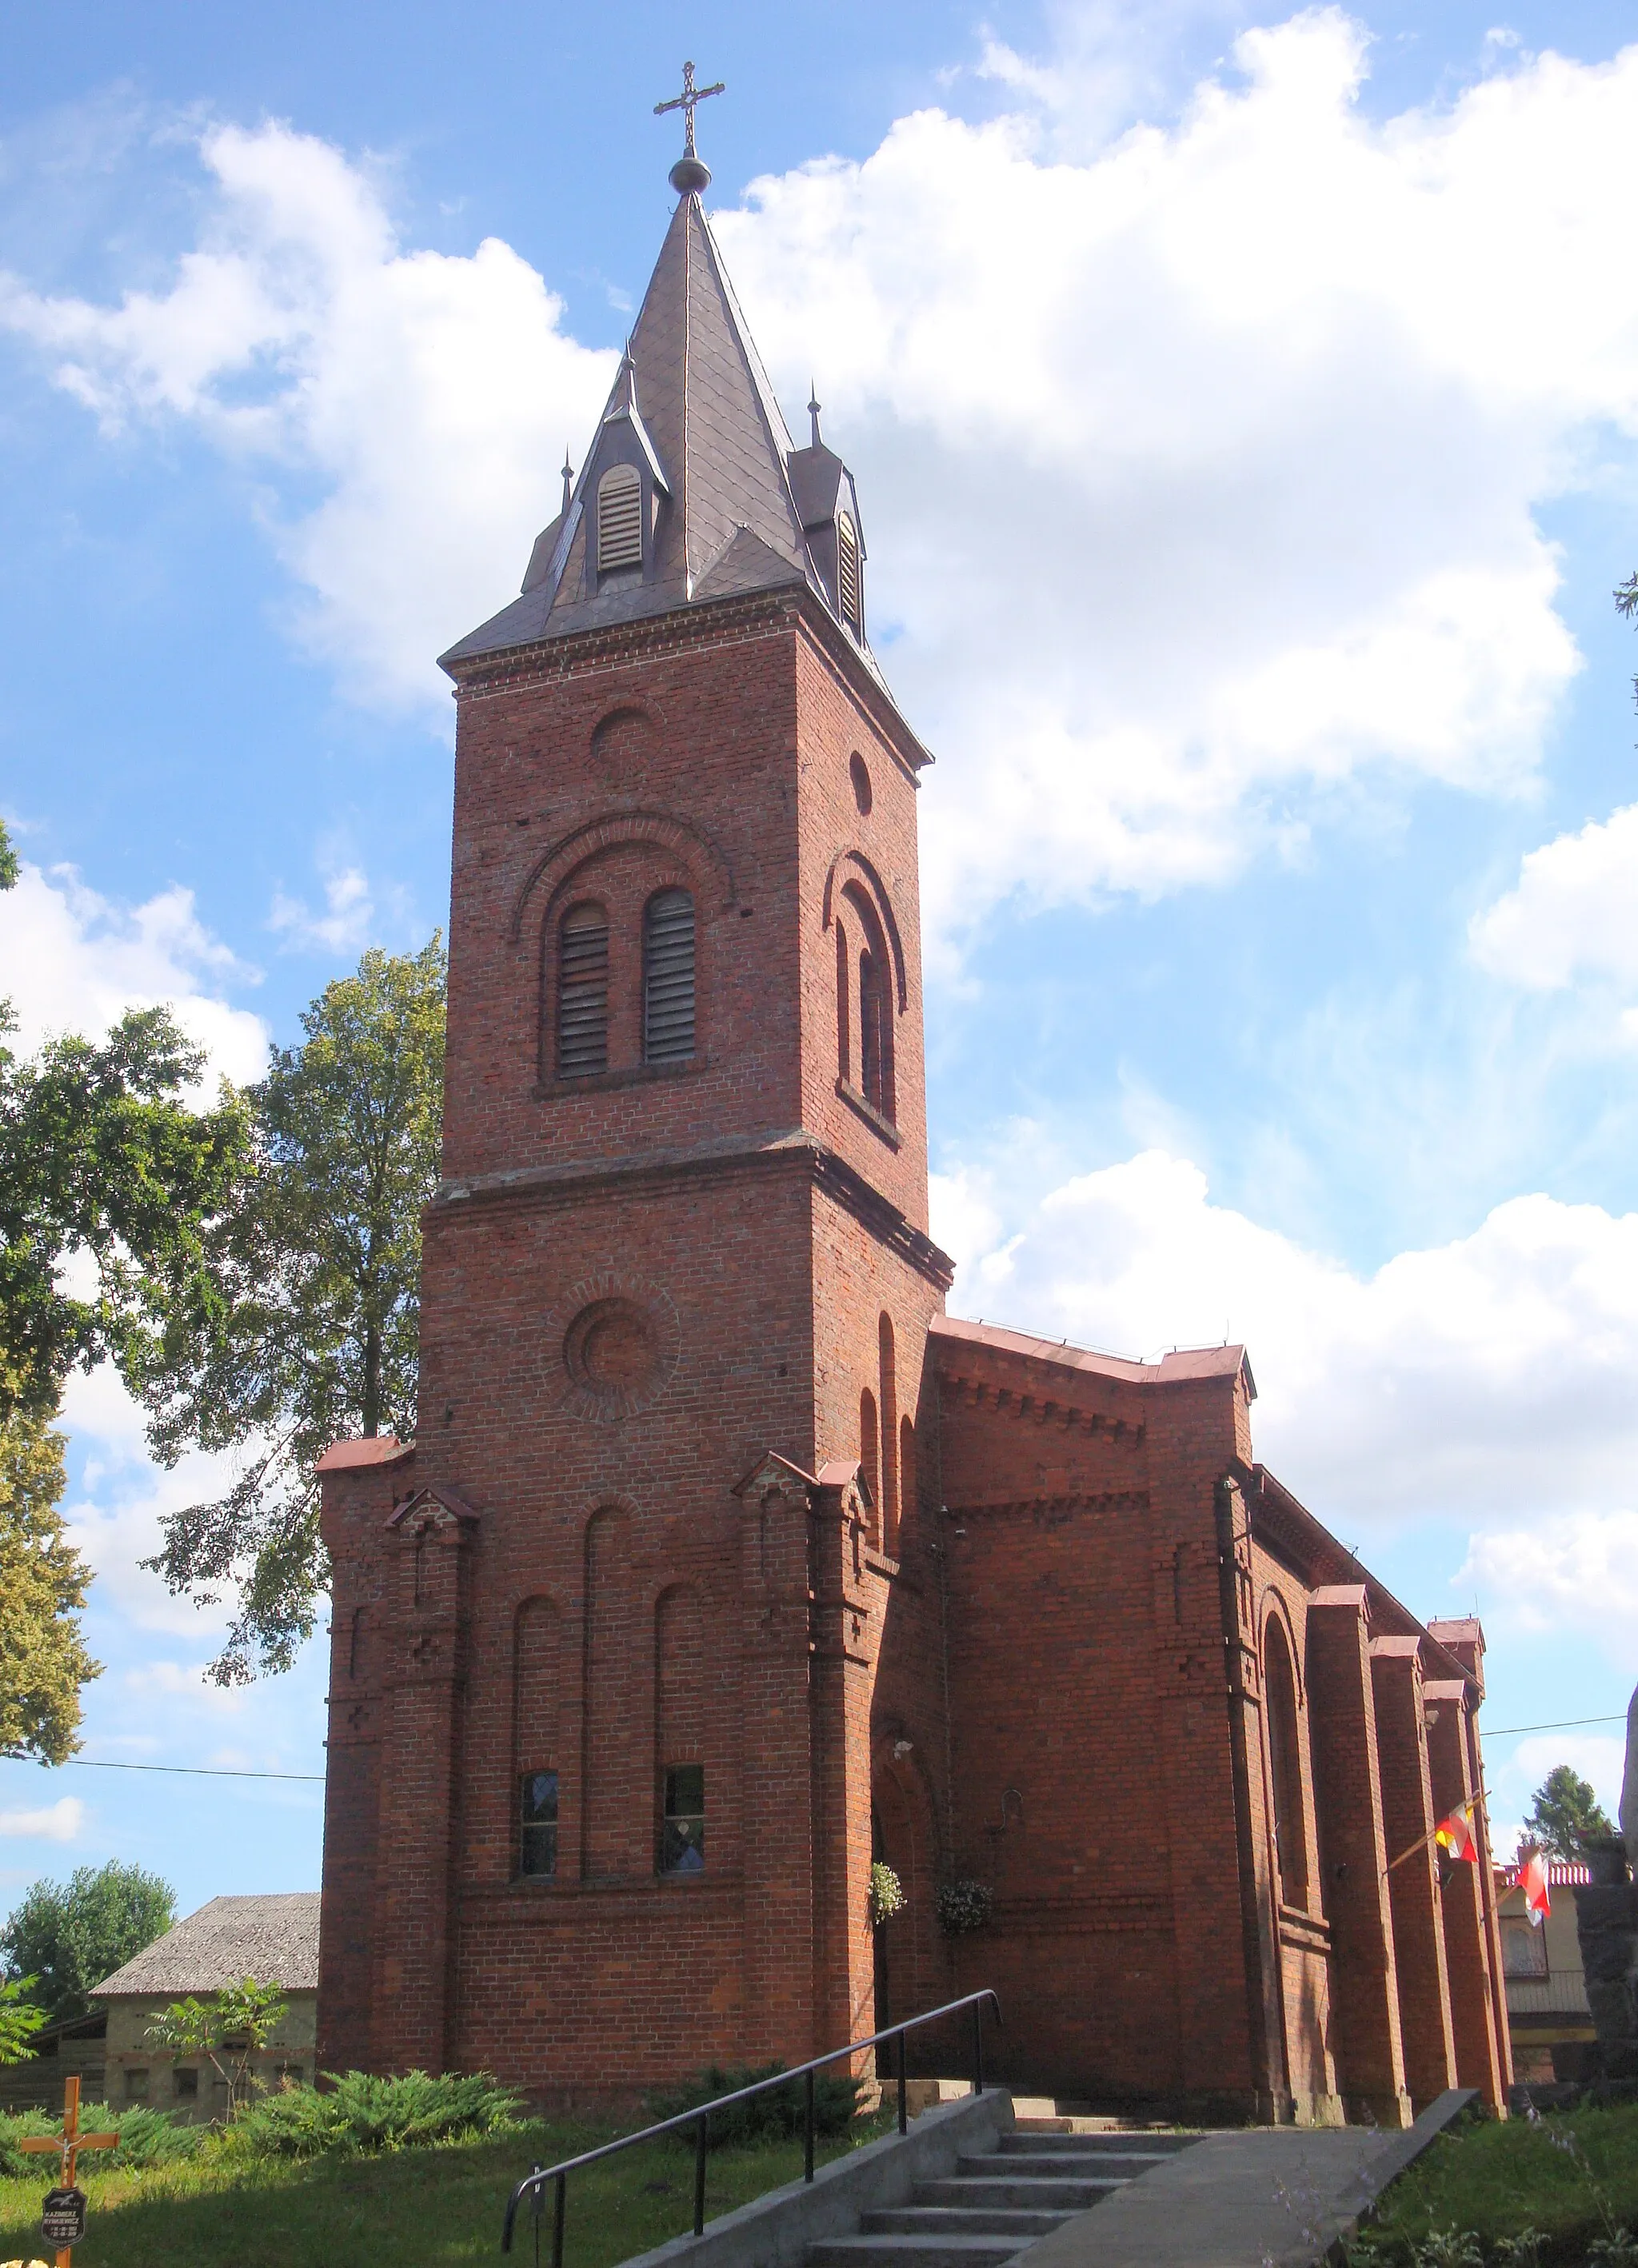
42, 2185, 88, 2244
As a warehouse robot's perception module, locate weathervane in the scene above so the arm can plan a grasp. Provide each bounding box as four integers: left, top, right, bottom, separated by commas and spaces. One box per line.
655, 60, 725, 194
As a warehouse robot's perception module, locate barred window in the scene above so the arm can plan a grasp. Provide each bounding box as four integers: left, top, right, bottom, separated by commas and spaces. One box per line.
519, 1768, 559, 1879
557, 901, 609, 1077
644, 888, 696, 1064
837, 510, 861, 630
660, 1763, 705, 1875
597, 463, 643, 572
859, 945, 889, 1116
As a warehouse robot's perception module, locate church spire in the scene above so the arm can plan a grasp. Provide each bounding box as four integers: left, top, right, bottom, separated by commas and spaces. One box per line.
441, 77, 879, 680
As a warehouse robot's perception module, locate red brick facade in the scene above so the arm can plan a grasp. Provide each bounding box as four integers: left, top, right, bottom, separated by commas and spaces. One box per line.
315, 187, 1508, 2127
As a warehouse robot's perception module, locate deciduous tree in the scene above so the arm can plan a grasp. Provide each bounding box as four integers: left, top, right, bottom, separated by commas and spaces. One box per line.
146, 1976, 290, 2114
2, 1861, 176, 2022
138, 940, 445, 1682
0, 1387, 98, 1763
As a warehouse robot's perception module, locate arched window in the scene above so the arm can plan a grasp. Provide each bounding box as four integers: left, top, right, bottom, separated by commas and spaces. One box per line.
840, 880, 897, 1125
836, 919, 851, 1084
644, 888, 696, 1064
859, 1387, 879, 1538
878, 1312, 899, 1554
597, 463, 643, 573
1265, 1616, 1308, 1903
513, 1596, 560, 1879
837, 511, 861, 631
556, 901, 609, 1077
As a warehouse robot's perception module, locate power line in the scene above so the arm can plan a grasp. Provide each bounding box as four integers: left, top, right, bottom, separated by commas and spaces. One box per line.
26, 1758, 324, 1784
1484, 1713, 1627, 1738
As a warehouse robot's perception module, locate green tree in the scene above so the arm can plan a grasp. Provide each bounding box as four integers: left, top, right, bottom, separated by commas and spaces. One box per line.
146, 1976, 288, 2115
0, 1006, 251, 1428
0, 817, 18, 893
2, 1861, 176, 2022
0, 1387, 98, 1763
0, 1975, 48, 2064
1524, 1764, 1615, 1863
138, 939, 445, 1682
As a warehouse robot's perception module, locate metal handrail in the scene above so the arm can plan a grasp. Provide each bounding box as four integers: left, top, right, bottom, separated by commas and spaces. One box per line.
501, 1987, 1001, 2258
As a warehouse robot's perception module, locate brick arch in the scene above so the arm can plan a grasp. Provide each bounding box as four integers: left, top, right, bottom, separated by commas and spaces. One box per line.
509, 809, 737, 941
1258, 1586, 1306, 1706
821, 849, 908, 1012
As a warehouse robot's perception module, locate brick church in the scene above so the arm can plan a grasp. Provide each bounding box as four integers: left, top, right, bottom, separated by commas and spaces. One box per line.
315, 107, 1510, 2127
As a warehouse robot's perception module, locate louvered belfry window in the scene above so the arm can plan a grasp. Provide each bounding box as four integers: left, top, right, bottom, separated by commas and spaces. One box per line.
837, 511, 861, 630
597, 462, 643, 573
644, 888, 697, 1065
557, 901, 609, 1077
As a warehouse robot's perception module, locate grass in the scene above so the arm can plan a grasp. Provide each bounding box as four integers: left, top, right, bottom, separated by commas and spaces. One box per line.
0, 2113, 891, 2268
1364, 2098, 1638, 2266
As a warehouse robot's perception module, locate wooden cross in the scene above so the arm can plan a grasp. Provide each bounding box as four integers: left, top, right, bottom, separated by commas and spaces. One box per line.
18, 2074, 117, 2266
653, 61, 725, 159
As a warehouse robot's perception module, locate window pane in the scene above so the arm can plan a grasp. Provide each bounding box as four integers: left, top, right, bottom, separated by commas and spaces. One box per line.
175, 2067, 199, 2098
661, 1763, 705, 1874
520, 1768, 560, 1879
1502, 1917, 1548, 1976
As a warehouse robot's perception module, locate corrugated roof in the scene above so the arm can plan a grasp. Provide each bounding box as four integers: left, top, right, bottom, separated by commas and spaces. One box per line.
90, 1894, 320, 1998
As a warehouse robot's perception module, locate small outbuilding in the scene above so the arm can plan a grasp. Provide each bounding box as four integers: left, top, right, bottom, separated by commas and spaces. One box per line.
90, 1891, 319, 2122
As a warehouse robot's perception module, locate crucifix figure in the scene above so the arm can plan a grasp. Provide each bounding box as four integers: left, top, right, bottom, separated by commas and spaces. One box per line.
655, 62, 725, 194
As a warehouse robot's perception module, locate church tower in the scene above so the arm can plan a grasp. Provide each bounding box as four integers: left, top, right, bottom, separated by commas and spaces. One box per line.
315, 91, 952, 2094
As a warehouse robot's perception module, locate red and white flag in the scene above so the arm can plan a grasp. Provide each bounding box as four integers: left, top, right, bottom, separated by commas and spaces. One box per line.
1520, 1849, 1552, 1927
1435, 1801, 1479, 1863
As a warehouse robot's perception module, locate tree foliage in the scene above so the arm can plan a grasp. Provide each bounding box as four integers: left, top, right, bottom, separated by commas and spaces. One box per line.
0, 817, 17, 893
0, 1975, 48, 2065
137, 939, 445, 1683
0, 1006, 250, 1427
2, 1860, 176, 2022
0, 1389, 98, 1763
146, 1976, 288, 2114
1524, 1764, 1615, 1863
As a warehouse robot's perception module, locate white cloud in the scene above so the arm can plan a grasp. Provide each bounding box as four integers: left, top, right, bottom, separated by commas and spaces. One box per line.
1461, 1511, 1638, 1668
0, 120, 617, 716
270, 863, 374, 953
1487, 1731, 1626, 1861
0, 1797, 84, 1842
1471, 803, 1638, 1005
123, 1660, 246, 1708
0, 860, 268, 1083
6, 21, 1638, 920
933, 1146, 1638, 1528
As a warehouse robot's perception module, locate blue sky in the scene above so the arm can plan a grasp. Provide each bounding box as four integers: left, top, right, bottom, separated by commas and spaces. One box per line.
3, 0, 1638, 1919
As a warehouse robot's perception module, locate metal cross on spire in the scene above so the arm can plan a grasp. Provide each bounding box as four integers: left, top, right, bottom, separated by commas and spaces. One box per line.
655, 60, 725, 194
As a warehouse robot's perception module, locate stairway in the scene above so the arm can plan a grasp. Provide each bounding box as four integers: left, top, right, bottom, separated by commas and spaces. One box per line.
805, 2126, 1200, 2268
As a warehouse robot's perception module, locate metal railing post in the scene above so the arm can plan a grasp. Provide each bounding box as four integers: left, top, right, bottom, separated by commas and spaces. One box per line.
552, 2171, 565, 2268
693, 2112, 708, 2237
529, 2165, 543, 2268
896, 2027, 908, 2134
971, 1998, 984, 2095
804, 2066, 815, 2183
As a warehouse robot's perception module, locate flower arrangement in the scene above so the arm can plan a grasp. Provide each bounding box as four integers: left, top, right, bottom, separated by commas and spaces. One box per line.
868, 1861, 905, 1924
936, 1879, 994, 1936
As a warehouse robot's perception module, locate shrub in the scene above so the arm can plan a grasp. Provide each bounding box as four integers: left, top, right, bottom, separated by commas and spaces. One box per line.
935, 1879, 993, 1936
234, 2069, 524, 2158
643, 2062, 862, 2150
0, 2100, 201, 2176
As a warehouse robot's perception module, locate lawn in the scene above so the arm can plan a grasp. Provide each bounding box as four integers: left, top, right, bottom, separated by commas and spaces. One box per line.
1364, 2099, 1638, 2266
0, 2115, 885, 2268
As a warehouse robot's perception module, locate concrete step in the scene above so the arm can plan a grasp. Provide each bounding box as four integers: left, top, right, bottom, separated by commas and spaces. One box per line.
807, 2237, 1027, 2268
922, 2175, 1129, 2210
993, 2146, 1173, 2175
995, 2133, 1185, 2159
959, 2151, 1134, 2181
864, 2208, 1073, 2239
1009, 2124, 1200, 2149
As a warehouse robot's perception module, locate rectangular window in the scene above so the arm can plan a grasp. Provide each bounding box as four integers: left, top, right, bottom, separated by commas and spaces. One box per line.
1502, 1916, 1548, 1977
520, 1767, 560, 1878
660, 1763, 705, 1875
174, 2066, 199, 2098
125, 2066, 149, 2101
